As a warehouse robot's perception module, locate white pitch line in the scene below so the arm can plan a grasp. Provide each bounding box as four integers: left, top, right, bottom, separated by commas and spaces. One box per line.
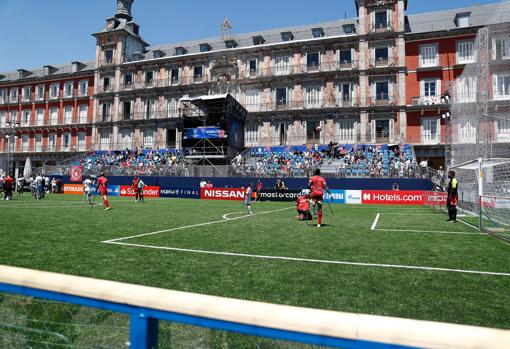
102, 241, 510, 277
103, 206, 294, 243
370, 213, 380, 230
374, 228, 485, 235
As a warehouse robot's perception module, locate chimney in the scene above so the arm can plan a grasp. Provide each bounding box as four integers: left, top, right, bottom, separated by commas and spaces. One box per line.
43, 65, 54, 76
71, 61, 81, 73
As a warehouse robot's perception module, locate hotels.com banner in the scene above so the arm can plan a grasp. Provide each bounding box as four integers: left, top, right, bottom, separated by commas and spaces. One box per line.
361, 190, 426, 205
200, 188, 246, 201
120, 186, 160, 198
64, 184, 84, 195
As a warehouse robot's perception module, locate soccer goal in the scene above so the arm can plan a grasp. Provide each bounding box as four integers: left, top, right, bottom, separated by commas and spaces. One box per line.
450, 158, 510, 240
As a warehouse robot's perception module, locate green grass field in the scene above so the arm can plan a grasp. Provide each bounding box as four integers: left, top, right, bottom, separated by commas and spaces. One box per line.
1, 194, 509, 347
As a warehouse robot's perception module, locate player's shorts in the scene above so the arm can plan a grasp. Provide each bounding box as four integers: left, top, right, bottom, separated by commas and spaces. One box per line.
100, 188, 108, 197
297, 209, 312, 220
310, 193, 323, 203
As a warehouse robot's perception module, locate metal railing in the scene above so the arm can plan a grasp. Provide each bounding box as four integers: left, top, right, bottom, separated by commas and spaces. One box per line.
369, 22, 394, 33
244, 97, 357, 112
369, 57, 395, 68
369, 95, 396, 106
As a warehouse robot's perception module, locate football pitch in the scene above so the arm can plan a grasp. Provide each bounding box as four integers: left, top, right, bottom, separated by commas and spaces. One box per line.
1, 194, 509, 332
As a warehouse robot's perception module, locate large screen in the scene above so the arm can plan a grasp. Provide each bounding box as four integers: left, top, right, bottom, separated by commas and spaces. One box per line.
183, 127, 226, 140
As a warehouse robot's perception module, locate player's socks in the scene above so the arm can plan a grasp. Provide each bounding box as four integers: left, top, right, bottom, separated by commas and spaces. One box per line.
299, 213, 303, 221
104, 199, 110, 208
317, 210, 322, 226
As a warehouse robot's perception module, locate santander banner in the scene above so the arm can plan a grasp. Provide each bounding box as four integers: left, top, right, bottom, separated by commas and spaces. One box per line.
63, 184, 84, 195
120, 186, 160, 198
361, 190, 426, 205
200, 188, 246, 201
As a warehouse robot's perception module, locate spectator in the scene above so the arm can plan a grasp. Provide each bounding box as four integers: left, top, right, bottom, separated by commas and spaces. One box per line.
200, 178, 207, 188
392, 182, 400, 191
419, 159, 428, 178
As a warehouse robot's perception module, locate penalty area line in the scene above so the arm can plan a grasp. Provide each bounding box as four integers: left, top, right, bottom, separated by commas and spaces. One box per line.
374, 228, 485, 235
103, 206, 294, 243
370, 213, 380, 230
102, 241, 510, 277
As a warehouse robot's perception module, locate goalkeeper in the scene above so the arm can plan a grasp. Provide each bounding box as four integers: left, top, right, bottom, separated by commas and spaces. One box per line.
446, 170, 458, 223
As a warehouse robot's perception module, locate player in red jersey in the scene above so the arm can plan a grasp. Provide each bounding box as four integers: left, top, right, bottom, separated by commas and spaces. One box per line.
97, 172, 111, 211
255, 179, 263, 203
132, 176, 140, 202
309, 169, 328, 227
296, 190, 312, 223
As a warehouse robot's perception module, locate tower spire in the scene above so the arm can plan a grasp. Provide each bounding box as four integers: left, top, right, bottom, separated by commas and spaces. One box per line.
115, 0, 134, 21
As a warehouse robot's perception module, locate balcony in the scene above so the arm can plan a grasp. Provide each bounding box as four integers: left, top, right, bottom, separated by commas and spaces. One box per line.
410, 96, 443, 106
97, 85, 113, 94
98, 114, 112, 123
369, 57, 394, 68
244, 97, 357, 112
369, 95, 395, 106
49, 117, 59, 126
78, 116, 89, 124
369, 22, 393, 34
191, 75, 208, 84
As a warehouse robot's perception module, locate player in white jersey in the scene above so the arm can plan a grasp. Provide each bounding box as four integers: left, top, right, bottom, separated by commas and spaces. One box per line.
83, 176, 95, 205
244, 183, 253, 214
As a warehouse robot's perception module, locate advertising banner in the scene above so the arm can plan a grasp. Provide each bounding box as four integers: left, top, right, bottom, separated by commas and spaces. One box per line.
106, 185, 120, 197
345, 190, 362, 204
200, 188, 246, 201
120, 186, 160, 198
70, 166, 83, 182
183, 127, 226, 140
361, 190, 426, 205
324, 190, 346, 204
63, 184, 84, 195
160, 187, 200, 199
257, 189, 301, 202
424, 191, 447, 206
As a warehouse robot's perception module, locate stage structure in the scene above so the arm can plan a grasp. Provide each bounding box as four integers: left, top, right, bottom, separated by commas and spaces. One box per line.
179, 93, 247, 174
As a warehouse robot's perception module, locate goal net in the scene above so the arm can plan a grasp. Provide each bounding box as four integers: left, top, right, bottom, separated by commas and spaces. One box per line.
445, 0, 510, 239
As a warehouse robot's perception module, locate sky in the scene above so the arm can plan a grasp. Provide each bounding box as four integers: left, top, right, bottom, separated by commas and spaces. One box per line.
0, 0, 503, 72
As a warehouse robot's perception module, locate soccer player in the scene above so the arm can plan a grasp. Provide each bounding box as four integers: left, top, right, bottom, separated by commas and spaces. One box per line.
309, 169, 328, 228
244, 183, 253, 214
132, 176, 140, 202
3, 174, 14, 201
97, 172, 111, 211
296, 190, 312, 223
83, 176, 94, 205
255, 179, 262, 203
137, 177, 145, 203
446, 170, 458, 223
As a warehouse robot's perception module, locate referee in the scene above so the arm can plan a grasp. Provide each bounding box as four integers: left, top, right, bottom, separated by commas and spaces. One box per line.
446, 170, 459, 223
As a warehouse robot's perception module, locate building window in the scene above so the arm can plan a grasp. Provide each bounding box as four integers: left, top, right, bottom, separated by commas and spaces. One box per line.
170, 68, 180, 84
78, 80, 88, 96
200, 43, 211, 52
49, 83, 59, 99
420, 44, 438, 67
101, 102, 112, 121
374, 47, 389, 65
493, 38, 510, 60
375, 81, 389, 100
36, 85, 45, 100
35, 134, 42, 152
64, 81, 73, 97
305, 85, 322, 108
123, 101, 132, 120
245, 123, 260, 145
307, 52, 320, 71
374, 11, 388, 30
339, 50, 352, 67
10, 88, 18, 103
167, 98, 179, 117
276, 87, 287, 107
253, 36, 265, 45
0, 89, 7, 104
246, 59, 258, 78
143, 128, 154, 148
281, 32, 294, 42
456, 76, 476, 102
457, 41, 475, 64
244, 89, 260, 112
50, 108, 58, 125
338, 120, 355, 143
22, 86, 31, 102
458, 119, 476, 143
62, 132, 71, 151
64, 106, 73, 124
22, 110, 31, 126
343, 24, 355, 34
48, 133, 56, 151
225, 40, 237, 49
124, 73, 133, 88
144, 98, 156, 119
21, 134, 29, 152
456, 13, 470, 28
103, 77, 111, 91
274, 55, 290, 76
35, 109, 44, 126
306, 121, 321, 143
79, 105, 88, 123
496, 118, 510, 142
312, 28, 324, 38
193, 66, 203, 82
175, 47, 187, 56
145, 71, 154, 85
421, 78, 441, 104
493, 75, 510, 100
421, 118, 440, 144
104, 49, 114, 64
77, 132, 86, 151
101, 129, 112, 150
339, 83, 353, 104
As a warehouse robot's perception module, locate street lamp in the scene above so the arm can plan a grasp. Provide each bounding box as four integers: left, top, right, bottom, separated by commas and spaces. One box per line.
4, 121, 20, 176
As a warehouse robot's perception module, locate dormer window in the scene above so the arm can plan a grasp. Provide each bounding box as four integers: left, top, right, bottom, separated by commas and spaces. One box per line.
175, 47, 187, 56
456, 13, 470, 28
253, 35, 265, 45
225, 40, 237, 49
312, 28, 324, 38
153, 50, 165, 58
200, 43, 211, 52
343, 24, 355, 34
281, 32, 294, 42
